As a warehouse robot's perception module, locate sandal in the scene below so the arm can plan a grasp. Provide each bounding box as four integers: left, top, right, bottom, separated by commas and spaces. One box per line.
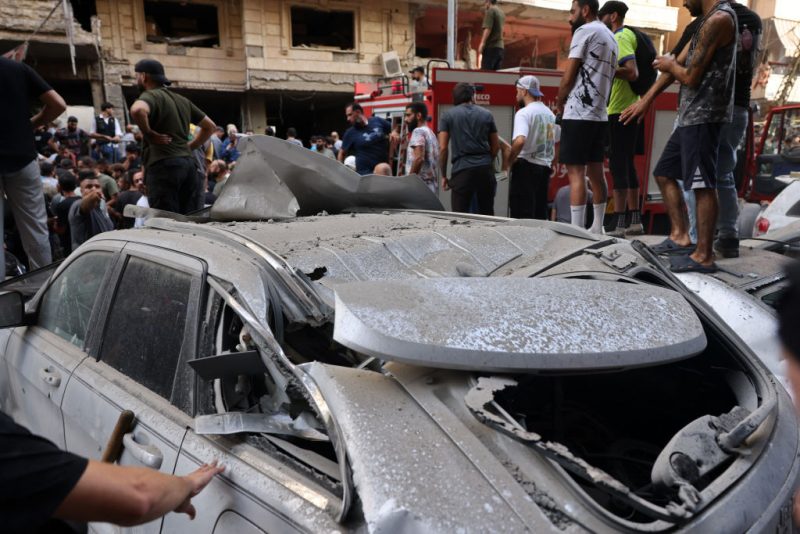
669, 254, 718, 273
650, 238, 695, 256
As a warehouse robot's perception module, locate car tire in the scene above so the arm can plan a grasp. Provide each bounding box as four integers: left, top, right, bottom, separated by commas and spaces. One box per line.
738, 202, 761, 239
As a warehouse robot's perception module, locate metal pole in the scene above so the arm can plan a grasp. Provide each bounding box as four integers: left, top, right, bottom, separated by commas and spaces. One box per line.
447, 0, 456, 66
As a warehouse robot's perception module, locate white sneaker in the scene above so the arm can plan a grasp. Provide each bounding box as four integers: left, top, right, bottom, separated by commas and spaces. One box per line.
625, 223, 644, 236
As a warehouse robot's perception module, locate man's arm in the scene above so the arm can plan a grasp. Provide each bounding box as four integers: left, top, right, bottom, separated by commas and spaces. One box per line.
489, 131, 499, 159
655, 12, 734, 88
188, 116, 217, 151
437, 130, 450, 190
620, 38, 692, 125
79, 190, 103, 215
409, 145, 425, 175
508, 135, 526, 165
31, 90, 66, 130
616, 58, 638, 82
130, 100, 172, 145
478, 27, 491, 55
555, 58, 581, 114
54, 460, 223, 525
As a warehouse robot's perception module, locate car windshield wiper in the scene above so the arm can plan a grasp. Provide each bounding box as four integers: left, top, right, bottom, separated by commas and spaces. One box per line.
465, 376, 776, 524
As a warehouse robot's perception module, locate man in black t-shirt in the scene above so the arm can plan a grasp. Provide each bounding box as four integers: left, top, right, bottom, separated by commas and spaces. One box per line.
0, 57, 66, 274
130, 59, 216, 214
52, 172, 81, 255
1, 411, 223, 531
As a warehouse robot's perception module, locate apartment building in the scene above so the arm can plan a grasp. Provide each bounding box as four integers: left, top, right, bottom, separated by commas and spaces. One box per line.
2, 0, 680, 138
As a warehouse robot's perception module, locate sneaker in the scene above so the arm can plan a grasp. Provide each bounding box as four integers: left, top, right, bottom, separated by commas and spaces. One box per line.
714, 237, 739, 258
625, 223, 644, 236
607, 227, 626, 237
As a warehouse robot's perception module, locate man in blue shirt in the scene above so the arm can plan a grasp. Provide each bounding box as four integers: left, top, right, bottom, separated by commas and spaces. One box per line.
338, 103, 391, 175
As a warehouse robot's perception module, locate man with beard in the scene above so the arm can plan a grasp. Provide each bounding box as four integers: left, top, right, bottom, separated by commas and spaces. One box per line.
54, 116, 90, 159
622, 0, 736, 273
508, 75, 558, 220
555, 0, 617, 233
129, 59, 216, 214
599, 1, 643, 237
403, 102, 440, 193
338, 103, 392, 175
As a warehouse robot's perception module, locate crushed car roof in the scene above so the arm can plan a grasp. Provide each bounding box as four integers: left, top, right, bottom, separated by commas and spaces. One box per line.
332, 277, 706, 371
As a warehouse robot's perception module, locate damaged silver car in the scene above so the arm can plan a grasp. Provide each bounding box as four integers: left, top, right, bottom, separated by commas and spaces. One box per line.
0, 138, 797, 533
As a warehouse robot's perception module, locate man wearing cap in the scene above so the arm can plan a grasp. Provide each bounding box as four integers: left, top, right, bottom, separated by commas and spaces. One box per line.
479, 0, 505, 70
599, 1, 642, 237
556, 0, 617, 233
0, 56, 66, 273
508, 75, 559, 219
409, 66, 428, 92
89, 102, 123, 163
130, 59, 217, 214
54, 116, 91, 159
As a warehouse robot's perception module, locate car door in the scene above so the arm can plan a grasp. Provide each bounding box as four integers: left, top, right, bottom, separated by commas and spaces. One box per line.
1, 248, 118, 447
61, 244, 205, 534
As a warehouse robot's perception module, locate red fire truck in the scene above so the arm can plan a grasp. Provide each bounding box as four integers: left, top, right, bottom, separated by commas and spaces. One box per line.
355, 66, 680, 228
355, 66, 800, 232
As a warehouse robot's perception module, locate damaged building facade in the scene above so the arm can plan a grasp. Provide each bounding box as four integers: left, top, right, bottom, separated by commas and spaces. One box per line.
3, 0, 679, 138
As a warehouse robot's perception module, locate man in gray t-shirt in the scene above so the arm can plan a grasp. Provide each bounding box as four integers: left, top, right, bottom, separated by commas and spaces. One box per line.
438, 83, 499, 215
68, 172, 114, 250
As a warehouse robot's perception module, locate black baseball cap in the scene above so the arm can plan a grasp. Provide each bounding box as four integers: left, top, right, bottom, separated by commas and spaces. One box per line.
134, 59, 172, 86
598, 1, 629, 18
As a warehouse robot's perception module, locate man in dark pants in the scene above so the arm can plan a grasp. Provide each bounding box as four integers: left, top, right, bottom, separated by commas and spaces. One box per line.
622, 0, 737, 272
508, 75, 558, 219
438, 83, 499, 215
130, 59, 216, 214
479, 0, 505, 70
599, 1, 643, 236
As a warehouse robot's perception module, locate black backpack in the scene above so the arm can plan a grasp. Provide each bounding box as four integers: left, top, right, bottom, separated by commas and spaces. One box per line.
625, 26, 657, 96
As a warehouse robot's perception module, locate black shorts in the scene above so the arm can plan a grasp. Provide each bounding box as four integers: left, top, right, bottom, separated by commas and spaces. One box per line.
653, 123, 722, 191
559, 119, 607, 165
608, 114, 639, 190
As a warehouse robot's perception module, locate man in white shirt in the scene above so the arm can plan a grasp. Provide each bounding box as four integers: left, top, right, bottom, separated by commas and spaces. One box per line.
509, 75, 559, 219
555, 0, 617, 232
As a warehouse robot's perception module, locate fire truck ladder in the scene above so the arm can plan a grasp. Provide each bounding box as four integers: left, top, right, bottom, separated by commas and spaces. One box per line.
775, 49, 800, 106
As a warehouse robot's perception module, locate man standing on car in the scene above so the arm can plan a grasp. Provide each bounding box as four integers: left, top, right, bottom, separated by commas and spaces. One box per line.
621, 0, 736, 273
338, 103, 392, 175
556, 0, 617, 233
438, 82, 499, 215
130, 59, 216, 214
479, 0, 505, 70
508, 75, 558, 220
0, 56, 66, 274
599, 1, 643, 237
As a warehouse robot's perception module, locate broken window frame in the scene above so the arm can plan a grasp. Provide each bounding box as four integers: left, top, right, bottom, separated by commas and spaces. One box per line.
189, 276, 354, 522
142, 0, 222, 49
288, 5, 357, 52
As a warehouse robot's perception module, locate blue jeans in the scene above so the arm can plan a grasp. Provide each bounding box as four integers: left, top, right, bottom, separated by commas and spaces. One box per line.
684, 106, 749, 242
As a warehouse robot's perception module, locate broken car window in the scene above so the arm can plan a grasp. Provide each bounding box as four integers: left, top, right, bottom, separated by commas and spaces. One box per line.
38, 252, 112, 348
100, 256, 192, 401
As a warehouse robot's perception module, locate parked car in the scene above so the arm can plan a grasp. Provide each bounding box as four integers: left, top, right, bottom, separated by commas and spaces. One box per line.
0, 209, 797, 533
753, 179, 800, 237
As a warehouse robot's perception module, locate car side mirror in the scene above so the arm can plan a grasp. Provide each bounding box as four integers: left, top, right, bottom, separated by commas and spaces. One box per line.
0, 291, 26, 328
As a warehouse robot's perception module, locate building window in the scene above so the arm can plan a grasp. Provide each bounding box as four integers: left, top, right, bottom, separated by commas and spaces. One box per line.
290, 7, 354, 50
144, 1, 220, 48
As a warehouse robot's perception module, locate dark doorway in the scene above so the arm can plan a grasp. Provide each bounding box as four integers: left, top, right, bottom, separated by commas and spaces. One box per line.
263, 92, 352, 146
144, 0, 220, 47
122, 87, 242, 129
290, 7, 355, 50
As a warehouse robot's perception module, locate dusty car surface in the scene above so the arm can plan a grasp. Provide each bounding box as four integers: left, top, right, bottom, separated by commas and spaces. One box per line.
0, 209, 797, 533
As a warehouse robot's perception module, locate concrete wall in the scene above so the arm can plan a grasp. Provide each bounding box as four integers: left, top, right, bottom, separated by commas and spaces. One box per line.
243, 0, 415, 93
95, 0, 247, 91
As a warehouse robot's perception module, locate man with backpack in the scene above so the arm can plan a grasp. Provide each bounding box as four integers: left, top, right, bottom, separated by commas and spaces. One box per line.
599, 1, 655, 236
